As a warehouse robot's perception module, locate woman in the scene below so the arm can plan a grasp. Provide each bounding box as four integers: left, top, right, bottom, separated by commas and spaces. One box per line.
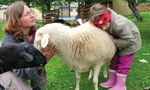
89, 3, 141, 90
0, 1, 57, 90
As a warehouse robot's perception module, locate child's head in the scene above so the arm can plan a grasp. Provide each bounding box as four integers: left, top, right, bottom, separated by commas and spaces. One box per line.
90, 3, 108, 19
89, 3, 111, 31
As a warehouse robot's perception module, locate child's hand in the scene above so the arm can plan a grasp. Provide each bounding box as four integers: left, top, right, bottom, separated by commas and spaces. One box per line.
40, 43, 58, 60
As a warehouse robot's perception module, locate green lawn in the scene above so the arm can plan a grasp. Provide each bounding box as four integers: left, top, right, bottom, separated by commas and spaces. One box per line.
0, 21, 4, 39
0, 12, 150, 90
125, 12, 150, 90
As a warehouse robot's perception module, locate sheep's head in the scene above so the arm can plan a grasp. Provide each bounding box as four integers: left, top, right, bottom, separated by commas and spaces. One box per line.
34, 23, 70, 50
34, 31, 50, 50
34, 24, 55, 50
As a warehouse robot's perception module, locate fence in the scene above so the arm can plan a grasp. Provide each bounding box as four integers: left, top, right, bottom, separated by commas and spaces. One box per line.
137, 3, 150, 12
42, 9, 60, 25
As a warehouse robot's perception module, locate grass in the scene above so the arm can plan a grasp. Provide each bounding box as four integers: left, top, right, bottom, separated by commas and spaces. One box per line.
0, 21, 4, 39
126, 12, 150, 90
0, 12, 150, 90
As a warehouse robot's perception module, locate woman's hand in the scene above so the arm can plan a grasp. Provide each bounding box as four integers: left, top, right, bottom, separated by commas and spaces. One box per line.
40, 43, 58, 60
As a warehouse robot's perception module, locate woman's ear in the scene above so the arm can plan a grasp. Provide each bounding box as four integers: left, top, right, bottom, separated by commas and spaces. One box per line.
41, 34, 49, 48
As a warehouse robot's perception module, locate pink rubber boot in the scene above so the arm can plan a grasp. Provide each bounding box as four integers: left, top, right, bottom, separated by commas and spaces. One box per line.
109, 73, 127, 90
100, 69, 116, 88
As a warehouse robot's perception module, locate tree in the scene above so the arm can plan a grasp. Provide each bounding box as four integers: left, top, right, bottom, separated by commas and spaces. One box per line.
138, 0, 150, 4
0, 0, 34, 7
127, 0, 143, 21
34, 0, 69, 10
0, 0, 15, 5
113, 0, 132, 16
23, 0, 34, 7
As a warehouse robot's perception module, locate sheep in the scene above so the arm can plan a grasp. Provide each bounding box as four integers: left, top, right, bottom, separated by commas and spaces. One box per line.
0, 42, 47, 74
34, 22, 116, 90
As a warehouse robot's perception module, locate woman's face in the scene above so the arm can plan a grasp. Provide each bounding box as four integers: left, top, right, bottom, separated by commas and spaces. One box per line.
18, 5, 35, 28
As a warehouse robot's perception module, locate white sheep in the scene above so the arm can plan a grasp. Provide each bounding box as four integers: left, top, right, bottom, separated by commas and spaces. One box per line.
34, 22, 116, 90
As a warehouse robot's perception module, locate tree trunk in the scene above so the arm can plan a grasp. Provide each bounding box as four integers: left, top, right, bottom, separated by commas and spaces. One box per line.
24, 0, 32, 7
127, 0, 143, 21
113, 0, 132, 16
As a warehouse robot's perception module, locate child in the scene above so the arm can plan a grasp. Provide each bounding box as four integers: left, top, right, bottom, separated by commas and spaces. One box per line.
89, 3, 141, 90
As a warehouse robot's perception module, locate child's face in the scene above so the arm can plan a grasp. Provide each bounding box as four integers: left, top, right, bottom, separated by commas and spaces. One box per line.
100, 22, 110, 31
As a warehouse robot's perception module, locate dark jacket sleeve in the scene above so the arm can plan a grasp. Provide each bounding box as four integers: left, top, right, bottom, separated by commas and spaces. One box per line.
0, 35, 47, 74
0, 43, 47, 74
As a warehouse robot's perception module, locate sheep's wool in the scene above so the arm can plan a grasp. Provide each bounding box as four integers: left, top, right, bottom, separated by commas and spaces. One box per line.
34, 22, 116, 90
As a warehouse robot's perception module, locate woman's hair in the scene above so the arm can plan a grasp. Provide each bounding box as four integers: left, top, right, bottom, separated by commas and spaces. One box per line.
89, 3, 108, 20
3, 1, 36, 42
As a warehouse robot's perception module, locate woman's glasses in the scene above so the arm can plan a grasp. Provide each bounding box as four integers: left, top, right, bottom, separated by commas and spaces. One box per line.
22, 9, 34, 17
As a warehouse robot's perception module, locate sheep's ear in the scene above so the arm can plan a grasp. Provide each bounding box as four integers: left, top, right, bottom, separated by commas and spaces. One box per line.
41, 34, 49, 48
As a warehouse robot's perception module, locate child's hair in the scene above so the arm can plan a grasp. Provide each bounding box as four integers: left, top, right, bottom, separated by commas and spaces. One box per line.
89, 3, 108, 21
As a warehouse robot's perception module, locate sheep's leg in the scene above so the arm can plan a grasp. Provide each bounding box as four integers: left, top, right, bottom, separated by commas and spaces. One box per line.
88, 69, 93, 80
103, 65, 108, 79
75, 71, 81, 90
93, 64, 101, 90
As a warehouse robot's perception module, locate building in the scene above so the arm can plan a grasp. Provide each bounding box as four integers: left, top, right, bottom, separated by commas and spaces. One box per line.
59, 2, 78, 20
